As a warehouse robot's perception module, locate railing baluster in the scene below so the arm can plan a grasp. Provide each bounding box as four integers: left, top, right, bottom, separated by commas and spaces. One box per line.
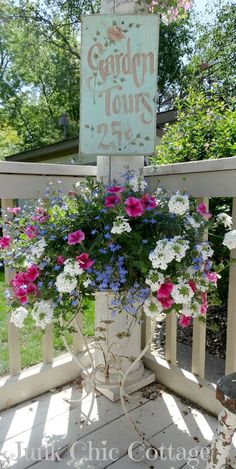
42, 324, 54, 364
165, 314, 177, 364
225, 197, 236, 374
191, 197, 208, 378
141, 316, 152, 350
73, 313, 86, 354
1, 199, 21, 375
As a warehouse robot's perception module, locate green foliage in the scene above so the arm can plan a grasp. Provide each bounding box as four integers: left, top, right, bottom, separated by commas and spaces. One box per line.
151, 89, 236, 165
185, 3, 236, 101
0, 271, 94, 375
0, 0, 193, 156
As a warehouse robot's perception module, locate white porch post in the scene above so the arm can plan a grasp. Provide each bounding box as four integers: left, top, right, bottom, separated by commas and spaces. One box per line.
94, 0, 156, 400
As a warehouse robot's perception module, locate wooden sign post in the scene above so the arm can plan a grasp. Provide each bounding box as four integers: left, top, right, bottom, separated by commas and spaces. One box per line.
79, 0, 159, 399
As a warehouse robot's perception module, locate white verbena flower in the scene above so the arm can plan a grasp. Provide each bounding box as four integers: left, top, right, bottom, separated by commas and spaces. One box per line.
83, 278, 92, 288
129, 176, 147, 193
149, 237, 189, 270
171, 282, 194, 304
217, 213, 232, 229
171, 236, 190, 262
168, 194, 189, 216
145, 270, 165, 292
10, 306, 28, 328
31, 238, 47, 259
32, 300, 54, 329
181, 300, 202, 318
56, 272, 77, 293
64, 259, 83, 276
186, 216, 201, 229
143, 296, 163, 317
223, 230, 236, 250
195, 242, 214, 260
111, 216, 132, 235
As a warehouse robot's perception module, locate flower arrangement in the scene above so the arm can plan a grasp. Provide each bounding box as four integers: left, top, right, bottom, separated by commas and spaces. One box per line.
146, 0, 192, 23
0, 173, 235, 336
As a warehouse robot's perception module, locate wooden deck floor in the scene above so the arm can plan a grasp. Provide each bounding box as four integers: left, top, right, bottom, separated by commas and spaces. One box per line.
0, 380, 235, 469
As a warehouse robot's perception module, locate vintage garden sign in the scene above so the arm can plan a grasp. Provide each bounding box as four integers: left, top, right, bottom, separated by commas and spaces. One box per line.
79, 15, 159, 156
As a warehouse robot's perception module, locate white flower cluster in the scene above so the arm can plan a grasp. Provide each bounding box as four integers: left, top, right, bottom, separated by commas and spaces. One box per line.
56, 272, 77, 293
64, 259, 83, 276
32, 300, 54, 329
111, 216, 131, 235
129, 176, 147, 192
83, 278, 92, 288
168, 194, 189, 216
181, 300, 202, 318
171, 282, 194, 304
56, 258, 89, 293
31, 238, 47, 259
195, 242, 213, 260
195, 275, 209, 292
186, 216, 201, 229
145, 270, 164, 292
143, 296, 163, 317
223, 230, 236, 250
10, 306, 28, 328
149, 237, 189, 270
216, 212, 232, 229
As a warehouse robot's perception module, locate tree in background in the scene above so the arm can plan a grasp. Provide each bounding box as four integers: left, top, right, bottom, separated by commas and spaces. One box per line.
0, 0, 192, 157
152, 90, 236, 164
152, 2, 236, 165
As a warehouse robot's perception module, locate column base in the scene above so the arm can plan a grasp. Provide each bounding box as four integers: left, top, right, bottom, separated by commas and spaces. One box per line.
81, 363, 155, 402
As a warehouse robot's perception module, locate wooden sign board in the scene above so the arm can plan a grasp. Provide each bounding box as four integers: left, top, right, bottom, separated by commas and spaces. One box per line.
80, 15, 159, 156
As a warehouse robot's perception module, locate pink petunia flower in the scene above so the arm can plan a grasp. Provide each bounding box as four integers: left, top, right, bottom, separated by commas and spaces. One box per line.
157, 281, 174, 299
14, 286, 28, 304
179, 315, 192, 328
32, 207, 49, 223
11, 272, 28, 288
158, 296, 175, 310
105, 195, 121, 208
25, 225, 39, 239
26, 283, 38, 295
124, 197, 144, 218
196, 203, 212, 220
7, 207, 21, 216
140, 194, 156, 211
57, 256, 65, 265
206, 271, 218, 285
0, 236, 11, 249
201, 292, 208, 315
67, 230, 85, 245
76, 253, 94, 270
188, 280, 196, 292
25, 264, 40, 282
107, 186, 124, 194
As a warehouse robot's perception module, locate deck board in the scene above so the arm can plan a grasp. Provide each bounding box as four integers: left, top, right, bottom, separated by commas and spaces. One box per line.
0, 381, 235, 469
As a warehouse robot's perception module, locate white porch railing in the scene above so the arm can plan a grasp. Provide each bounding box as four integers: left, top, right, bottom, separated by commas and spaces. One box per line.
0, 158, 236, 415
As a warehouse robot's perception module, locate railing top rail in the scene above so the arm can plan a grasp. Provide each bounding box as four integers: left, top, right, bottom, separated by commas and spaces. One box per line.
144, 156, 236, 177
0, 161, 97, 177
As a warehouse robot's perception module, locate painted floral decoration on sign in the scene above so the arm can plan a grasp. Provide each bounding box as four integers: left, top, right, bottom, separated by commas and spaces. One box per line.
0, 173, 234, 335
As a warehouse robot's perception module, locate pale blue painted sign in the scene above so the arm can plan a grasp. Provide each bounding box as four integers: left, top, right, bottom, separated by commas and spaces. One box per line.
80, 15, 159, 156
